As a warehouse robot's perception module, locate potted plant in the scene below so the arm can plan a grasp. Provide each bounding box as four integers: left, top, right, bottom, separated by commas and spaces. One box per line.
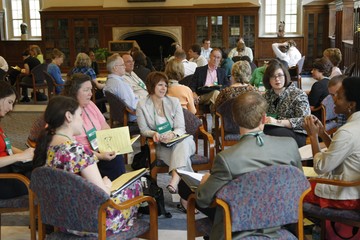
94, 48, 110, 63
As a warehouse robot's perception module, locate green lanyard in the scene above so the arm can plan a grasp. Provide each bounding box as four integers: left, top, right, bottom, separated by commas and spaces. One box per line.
83, 108, 98, 151
128, 73, 147, 90
153, 108, 172, 134
0, 130, 13, 155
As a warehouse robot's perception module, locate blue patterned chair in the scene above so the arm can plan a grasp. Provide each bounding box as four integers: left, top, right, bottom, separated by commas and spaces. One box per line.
0, 173, 36, 240
303, 178, 360, 239
187, 165, 311, 240
147, 108, 215, 182
312, 94, 339, 136
215, 98, 241, 153
30, 167, 158, 240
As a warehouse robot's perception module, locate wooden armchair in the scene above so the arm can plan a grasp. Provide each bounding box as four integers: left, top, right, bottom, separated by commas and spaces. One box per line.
43, 71, 64, 99
0, 173, 36, 240
312, 95, 339, 135
187, 165, 311, 240
30, 167, 158, 240
303, 178, 360, 240
289, 56, 305, 89
17, 63, 48, 103
148, 108, 215, 182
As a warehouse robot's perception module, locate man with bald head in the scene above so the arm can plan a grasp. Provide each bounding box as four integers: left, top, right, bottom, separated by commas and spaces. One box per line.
122, 53, 148, 100
103, 53, 138, 121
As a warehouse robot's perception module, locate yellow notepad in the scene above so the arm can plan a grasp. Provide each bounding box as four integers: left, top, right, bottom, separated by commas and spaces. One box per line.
96, 126, 135, 155
111, 168, 147, 195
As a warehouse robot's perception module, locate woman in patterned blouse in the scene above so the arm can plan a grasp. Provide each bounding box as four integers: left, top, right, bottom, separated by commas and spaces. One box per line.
33, 96, 142, 235
214, 60, 257, 110
263, 59, 310, 147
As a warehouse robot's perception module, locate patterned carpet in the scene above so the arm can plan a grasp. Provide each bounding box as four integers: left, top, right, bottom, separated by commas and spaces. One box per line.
1, 111, 207, 231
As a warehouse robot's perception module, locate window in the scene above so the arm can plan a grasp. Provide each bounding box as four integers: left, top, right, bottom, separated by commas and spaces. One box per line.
6, 0, 41, 39
261, 0, 302, 36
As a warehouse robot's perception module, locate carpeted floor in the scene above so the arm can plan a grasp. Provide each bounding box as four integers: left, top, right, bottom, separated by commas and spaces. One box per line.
1, 111, 207, 231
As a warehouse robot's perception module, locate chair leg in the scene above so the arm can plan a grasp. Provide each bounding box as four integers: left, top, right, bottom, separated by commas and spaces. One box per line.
33, 90, 37, 104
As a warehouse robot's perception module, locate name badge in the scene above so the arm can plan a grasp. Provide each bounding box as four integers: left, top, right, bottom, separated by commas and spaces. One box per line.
5, 137, 13, 155
86, 127, 98, 151
156, 121, 172, 135
138, 81, 146, 90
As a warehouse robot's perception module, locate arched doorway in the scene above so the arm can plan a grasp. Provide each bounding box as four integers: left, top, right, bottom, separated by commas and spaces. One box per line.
124, 33, 176, 71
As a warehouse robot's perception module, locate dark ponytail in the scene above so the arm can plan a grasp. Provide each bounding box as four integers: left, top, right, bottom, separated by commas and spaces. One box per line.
33, 96, 79, 169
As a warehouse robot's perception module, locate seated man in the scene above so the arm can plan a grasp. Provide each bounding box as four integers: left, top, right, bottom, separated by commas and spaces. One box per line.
122, 53, 148, 100
174, 48, 197, 77
179, 91, 303, 240
190, 48, 229, 115
103, 53, 138, 122
188, 44, 208, 67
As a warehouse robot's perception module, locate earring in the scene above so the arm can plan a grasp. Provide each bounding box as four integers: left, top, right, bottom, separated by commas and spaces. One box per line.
348, 107, 352, 113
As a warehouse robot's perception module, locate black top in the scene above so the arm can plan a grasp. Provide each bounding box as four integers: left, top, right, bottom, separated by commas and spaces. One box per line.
308, 78, 329, 108
24, 56, 40, 71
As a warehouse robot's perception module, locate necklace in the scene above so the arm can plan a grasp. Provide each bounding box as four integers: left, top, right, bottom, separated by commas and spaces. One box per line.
55, 133, 72, 141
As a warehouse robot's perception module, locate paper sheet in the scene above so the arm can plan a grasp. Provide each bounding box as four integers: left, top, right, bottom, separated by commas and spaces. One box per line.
299, 144, 328, 160
177, 169, 204, 181
302, 166, 318, 178
96, 126, 133, 155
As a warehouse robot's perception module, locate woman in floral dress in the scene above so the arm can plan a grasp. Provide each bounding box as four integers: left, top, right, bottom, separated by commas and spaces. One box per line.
33, 96, 142, 235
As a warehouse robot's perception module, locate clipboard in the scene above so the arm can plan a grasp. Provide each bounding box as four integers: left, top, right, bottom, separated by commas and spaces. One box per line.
111, 168, 147, 196
161, 134, 190, 147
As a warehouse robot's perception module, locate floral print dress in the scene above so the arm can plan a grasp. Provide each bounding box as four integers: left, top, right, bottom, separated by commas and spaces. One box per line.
46, 140, 142, 235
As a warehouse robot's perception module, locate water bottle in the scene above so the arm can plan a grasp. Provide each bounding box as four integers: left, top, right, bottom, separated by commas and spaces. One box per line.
312, 225, 321, 240
258, 80, 265, 93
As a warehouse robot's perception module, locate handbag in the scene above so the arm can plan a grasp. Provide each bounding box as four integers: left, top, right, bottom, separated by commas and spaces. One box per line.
131, 144, 149, 170
326, 220, 360, 240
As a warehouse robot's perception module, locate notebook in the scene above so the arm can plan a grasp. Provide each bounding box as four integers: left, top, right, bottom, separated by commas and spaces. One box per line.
111, 168, 147, 196
161, 134, 190, 147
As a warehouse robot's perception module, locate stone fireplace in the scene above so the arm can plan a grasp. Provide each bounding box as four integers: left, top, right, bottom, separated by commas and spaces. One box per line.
113, 27, 182, 70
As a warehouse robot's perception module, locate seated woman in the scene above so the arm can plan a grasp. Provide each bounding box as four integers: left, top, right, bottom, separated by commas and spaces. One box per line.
47, 48, 66, 94
136, 72, 196, 194
263, 59, 310, 147
308, 57, 333, 120
304, 76, 360, 210
165, 59, 196, 114
323, 48, 342, 79
0, 81, 34, 199
30, 45, 44, 64
215, 60, 256, 110
62, 73, 125, 180
70, 52, 106, 113
32, 96, 142, 235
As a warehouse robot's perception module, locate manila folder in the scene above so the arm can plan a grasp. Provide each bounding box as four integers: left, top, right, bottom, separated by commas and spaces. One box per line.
111, 168, 147, 195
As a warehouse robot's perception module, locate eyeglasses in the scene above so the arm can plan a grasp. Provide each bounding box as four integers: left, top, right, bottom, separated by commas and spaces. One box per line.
270, 74, 285, 80
115, 64, 125, 67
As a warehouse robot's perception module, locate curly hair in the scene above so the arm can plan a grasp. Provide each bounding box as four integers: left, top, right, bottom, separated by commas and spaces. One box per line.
231, 60, 251, 84
62, 73, 92, 100
323, 48, 342, 67
74, 53, 91, 68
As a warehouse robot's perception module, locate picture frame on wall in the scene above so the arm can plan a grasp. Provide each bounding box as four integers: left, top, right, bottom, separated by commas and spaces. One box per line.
108, 40, 137, 53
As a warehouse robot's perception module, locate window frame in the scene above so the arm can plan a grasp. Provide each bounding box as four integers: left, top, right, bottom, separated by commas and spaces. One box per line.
259, 0, 302, 37
5, 0, 42, 40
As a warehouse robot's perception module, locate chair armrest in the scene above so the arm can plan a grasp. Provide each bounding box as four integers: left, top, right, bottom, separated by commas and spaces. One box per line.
198, 125, 215, 166
187, 194, 198, 239
308, 178, 360, 187
0, 173, 30, 188
147, 138, 157, 167
125, 107, 136, 115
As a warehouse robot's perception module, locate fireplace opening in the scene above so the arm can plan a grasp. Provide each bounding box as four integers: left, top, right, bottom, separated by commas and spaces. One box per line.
125, 33, 176, 71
